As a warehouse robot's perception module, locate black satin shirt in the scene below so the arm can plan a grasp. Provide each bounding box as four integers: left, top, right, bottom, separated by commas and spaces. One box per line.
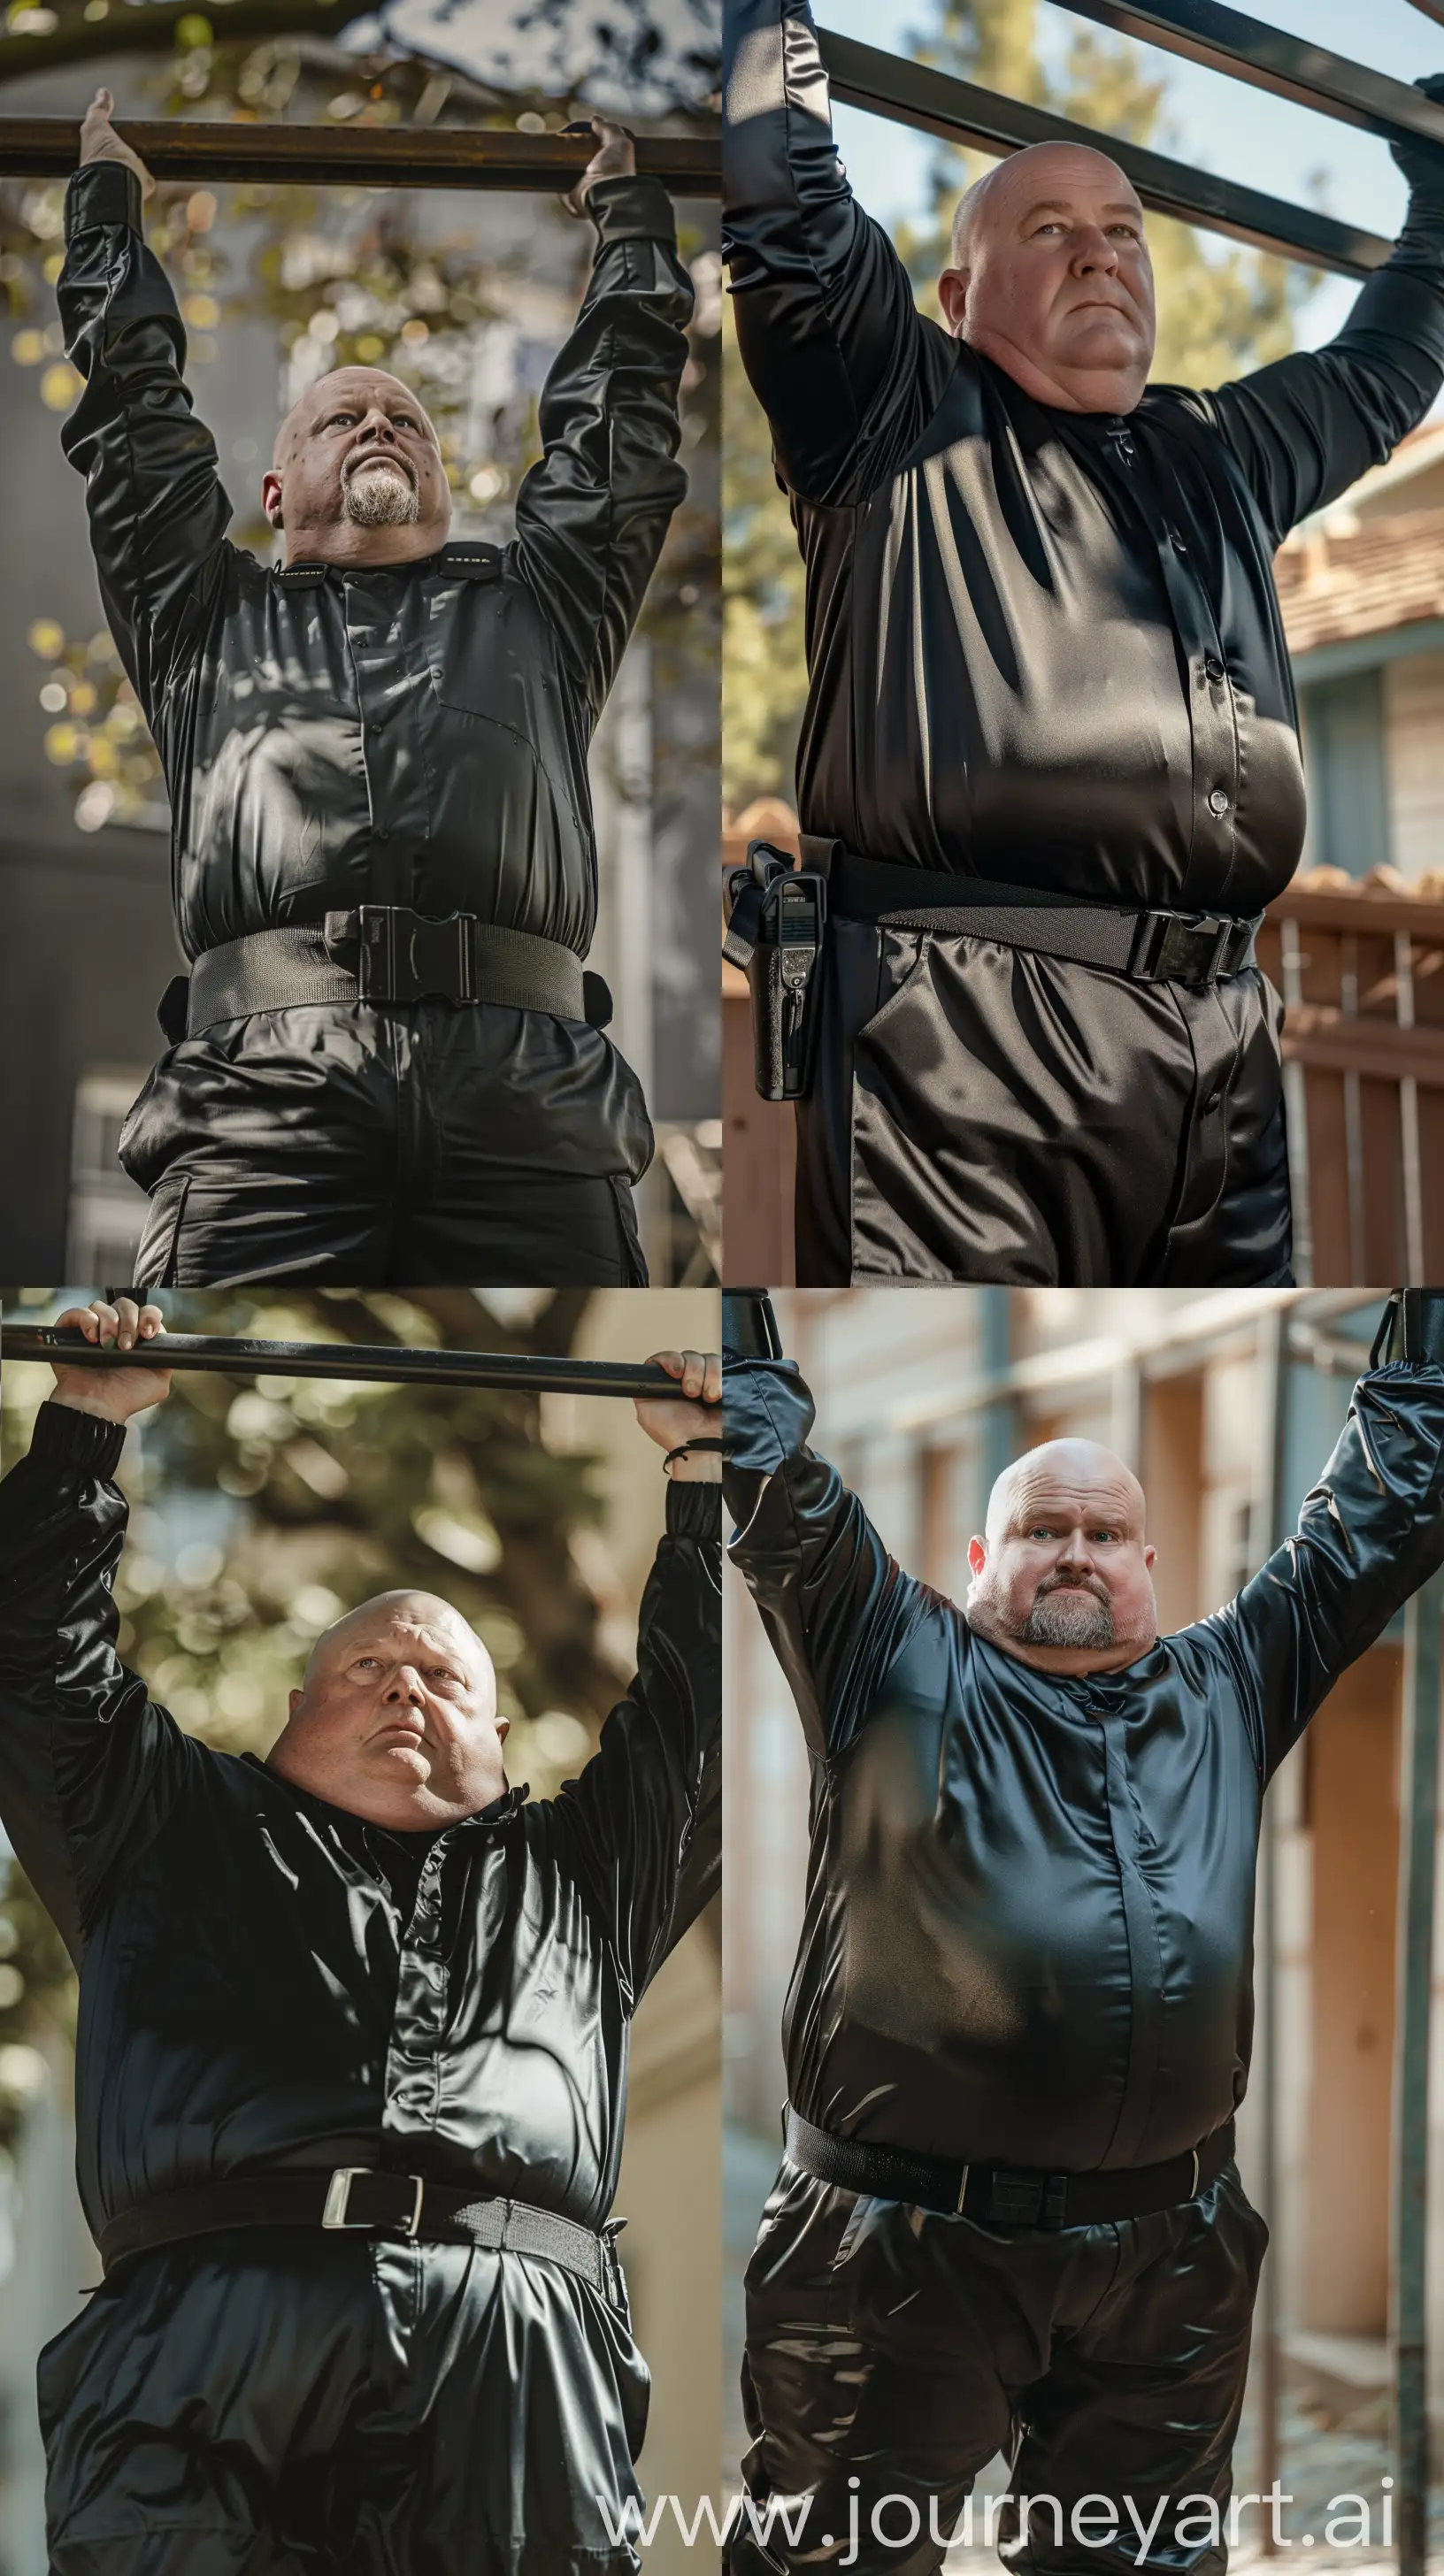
725, 1353, 1444, 2168
723, 0, 1444, 911
0, 1403, 721, 2241
58, 161, 692, 962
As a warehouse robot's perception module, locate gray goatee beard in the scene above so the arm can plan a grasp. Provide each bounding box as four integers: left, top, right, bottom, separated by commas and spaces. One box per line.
1019, 1577, 1115, 1651
342, 460, 420, 528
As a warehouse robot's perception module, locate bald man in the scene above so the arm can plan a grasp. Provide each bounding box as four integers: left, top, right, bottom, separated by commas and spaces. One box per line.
723, 0, 1444, 1285
722, 1289, 1444, 2576
0, 1299, 722, 2573
57, 93, 694, 1287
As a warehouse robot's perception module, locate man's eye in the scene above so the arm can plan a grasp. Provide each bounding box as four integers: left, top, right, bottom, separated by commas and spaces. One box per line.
328, 412, 357, 429
395, 414, 419, 431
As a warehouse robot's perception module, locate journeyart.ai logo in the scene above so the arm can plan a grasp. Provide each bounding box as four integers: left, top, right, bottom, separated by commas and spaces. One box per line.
597, 2480, 1399, 2561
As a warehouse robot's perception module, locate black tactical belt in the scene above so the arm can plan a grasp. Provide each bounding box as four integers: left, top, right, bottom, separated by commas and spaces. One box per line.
98, 2166, 622, 2300
185, 906, 590, 1036
785, 2105, 1236, 2229
818, 849, 1260, 993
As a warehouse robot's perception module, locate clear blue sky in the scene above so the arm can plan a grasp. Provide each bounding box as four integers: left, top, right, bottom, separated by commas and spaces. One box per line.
824, 0, 1442, 348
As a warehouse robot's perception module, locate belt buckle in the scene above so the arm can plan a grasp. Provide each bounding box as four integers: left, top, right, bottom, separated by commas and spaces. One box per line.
354, 905, 472, 1005
984, 2169, 1070, 2229
1130, 908, 1231, 988
321, 2166, 426, 2235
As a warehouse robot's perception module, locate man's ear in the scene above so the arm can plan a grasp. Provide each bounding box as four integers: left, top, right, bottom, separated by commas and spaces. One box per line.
938, 266, 970, 336
495, 1715, 511, 1744
288, 1687, 302, 1716
1144, 1545, 1158, 1573
261, 468, 284, 531
967, 1534, 987, 1578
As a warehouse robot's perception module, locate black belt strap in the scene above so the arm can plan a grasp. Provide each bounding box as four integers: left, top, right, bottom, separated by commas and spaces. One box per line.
813, 848, 1260, 993
186, 907, 588, 1035
97, 2166, 621, 2300
785, 2107, 1236, 2229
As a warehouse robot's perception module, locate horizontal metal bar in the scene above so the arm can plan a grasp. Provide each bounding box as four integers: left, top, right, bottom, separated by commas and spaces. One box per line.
1408, 1, 1444, 34
4, 1326, 690, 1400
1056, 0, 1444, 152
0, 119, 720, 195
818, 27, 1391, 275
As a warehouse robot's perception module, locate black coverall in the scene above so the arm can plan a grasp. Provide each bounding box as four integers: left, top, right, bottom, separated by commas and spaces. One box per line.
723, 1338, 1444, 2575
58, 160, 693, 1288
722, 0, 1444, 1286
0, 1399, 721, 2574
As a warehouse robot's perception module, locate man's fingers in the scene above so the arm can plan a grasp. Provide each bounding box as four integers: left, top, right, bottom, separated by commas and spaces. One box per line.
703, 1353, 722, 1407
649, 1349, 686, 1381
139, 1305, 165, 1338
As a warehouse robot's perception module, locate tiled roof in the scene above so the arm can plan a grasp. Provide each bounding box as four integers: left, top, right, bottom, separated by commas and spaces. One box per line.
1275, 508, 1444, 656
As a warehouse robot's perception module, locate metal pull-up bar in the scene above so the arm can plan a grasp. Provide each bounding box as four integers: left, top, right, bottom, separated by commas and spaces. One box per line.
1056, 0, 1444, 151
817, 27, 1391, 275
3, 1326, 695, 1402
0, 119, 720, 193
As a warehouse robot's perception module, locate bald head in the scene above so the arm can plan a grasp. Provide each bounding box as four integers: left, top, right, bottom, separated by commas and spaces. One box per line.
270, 1587, 509, 1830
937, 141, 1156, 416
967, 1437, 1159, 1675
260, 366, 452, 569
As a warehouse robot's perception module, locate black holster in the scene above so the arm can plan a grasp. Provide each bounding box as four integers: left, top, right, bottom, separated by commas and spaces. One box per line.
723, 842, 826, 1102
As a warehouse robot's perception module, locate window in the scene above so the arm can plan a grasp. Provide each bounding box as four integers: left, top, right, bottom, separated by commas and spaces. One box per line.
1298, 667, 1390, 876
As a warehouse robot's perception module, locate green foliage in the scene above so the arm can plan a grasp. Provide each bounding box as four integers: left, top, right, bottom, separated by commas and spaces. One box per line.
0, 1284, 637, 2148
721, 0, 1318, 814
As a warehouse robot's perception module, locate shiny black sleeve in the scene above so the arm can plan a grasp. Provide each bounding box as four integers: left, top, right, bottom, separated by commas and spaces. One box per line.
1198, 1363, 1444, 1781
725, 1355, 933, 1760
0, 1403, 193, 1963
722, 0, 955, 506
1191, 199, 1444, 546
557, 1478, 721, 2006
511, 177, 692, 727
58, 160, 232, 724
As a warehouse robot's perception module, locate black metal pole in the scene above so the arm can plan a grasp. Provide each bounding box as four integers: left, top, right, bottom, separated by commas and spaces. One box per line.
816, 27, 1390, 276
0, 119, 720, 194
3, 1326, 688, 1402
1254, 1304, 1290, 2549
1394, 1564, 1444, 2576
1056, 0, 1444, 152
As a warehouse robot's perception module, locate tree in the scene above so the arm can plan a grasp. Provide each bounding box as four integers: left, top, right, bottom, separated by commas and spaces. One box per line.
0, 1284, 648, 2151
721, 0, 1317, 814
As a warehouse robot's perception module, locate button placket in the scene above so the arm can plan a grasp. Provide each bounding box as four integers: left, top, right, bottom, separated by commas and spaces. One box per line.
381, 1843, 450, 2139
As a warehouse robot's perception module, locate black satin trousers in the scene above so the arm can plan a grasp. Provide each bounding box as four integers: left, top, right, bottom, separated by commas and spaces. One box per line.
727, 2158, 1269, 2576
121, 999, 651, 1288
794, 920, 1294, 1286
38, 2230, 650, 2575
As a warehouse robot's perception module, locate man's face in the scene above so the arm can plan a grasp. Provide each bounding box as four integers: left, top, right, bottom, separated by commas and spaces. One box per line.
966, 1440, 1159, 1673
938, 142, 1156, 415
268, 1591, 507, 1831
260, 369, 453, 565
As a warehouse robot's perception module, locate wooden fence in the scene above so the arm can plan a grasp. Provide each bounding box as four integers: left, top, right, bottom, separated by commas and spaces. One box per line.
721, 816, 1444, 1285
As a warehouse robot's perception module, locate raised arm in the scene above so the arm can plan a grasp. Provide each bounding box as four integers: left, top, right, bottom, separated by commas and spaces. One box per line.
0, 1307, 191, 1961
1188, 89, 1444, 545
511, 124, 693, 727
723, 0, 950, 505
724, 1302, 932, 1761
1199, 1305, 1444, 1781
58, 93, 232, 723
558, 1460, 722, 2009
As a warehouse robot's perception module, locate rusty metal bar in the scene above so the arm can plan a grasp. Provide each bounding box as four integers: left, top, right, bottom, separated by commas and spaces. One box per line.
816, 27, 1391, 275
0, 118, 720, 193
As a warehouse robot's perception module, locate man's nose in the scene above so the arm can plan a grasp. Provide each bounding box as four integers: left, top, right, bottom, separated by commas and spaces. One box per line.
386, 1667, 426, 1702
1072, 229, 1119, 273
355, 410, 397, 445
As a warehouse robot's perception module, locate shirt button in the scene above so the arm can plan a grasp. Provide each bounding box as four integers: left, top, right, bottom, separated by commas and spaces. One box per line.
1202, 1087, 1224, 1115
1205, 656, 1226, 683
1171, 530, 1189, 555
1208, 788, 1230, 817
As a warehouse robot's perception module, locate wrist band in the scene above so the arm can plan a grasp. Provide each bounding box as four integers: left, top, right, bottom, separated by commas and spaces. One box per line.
664, 1438, 724, 1473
